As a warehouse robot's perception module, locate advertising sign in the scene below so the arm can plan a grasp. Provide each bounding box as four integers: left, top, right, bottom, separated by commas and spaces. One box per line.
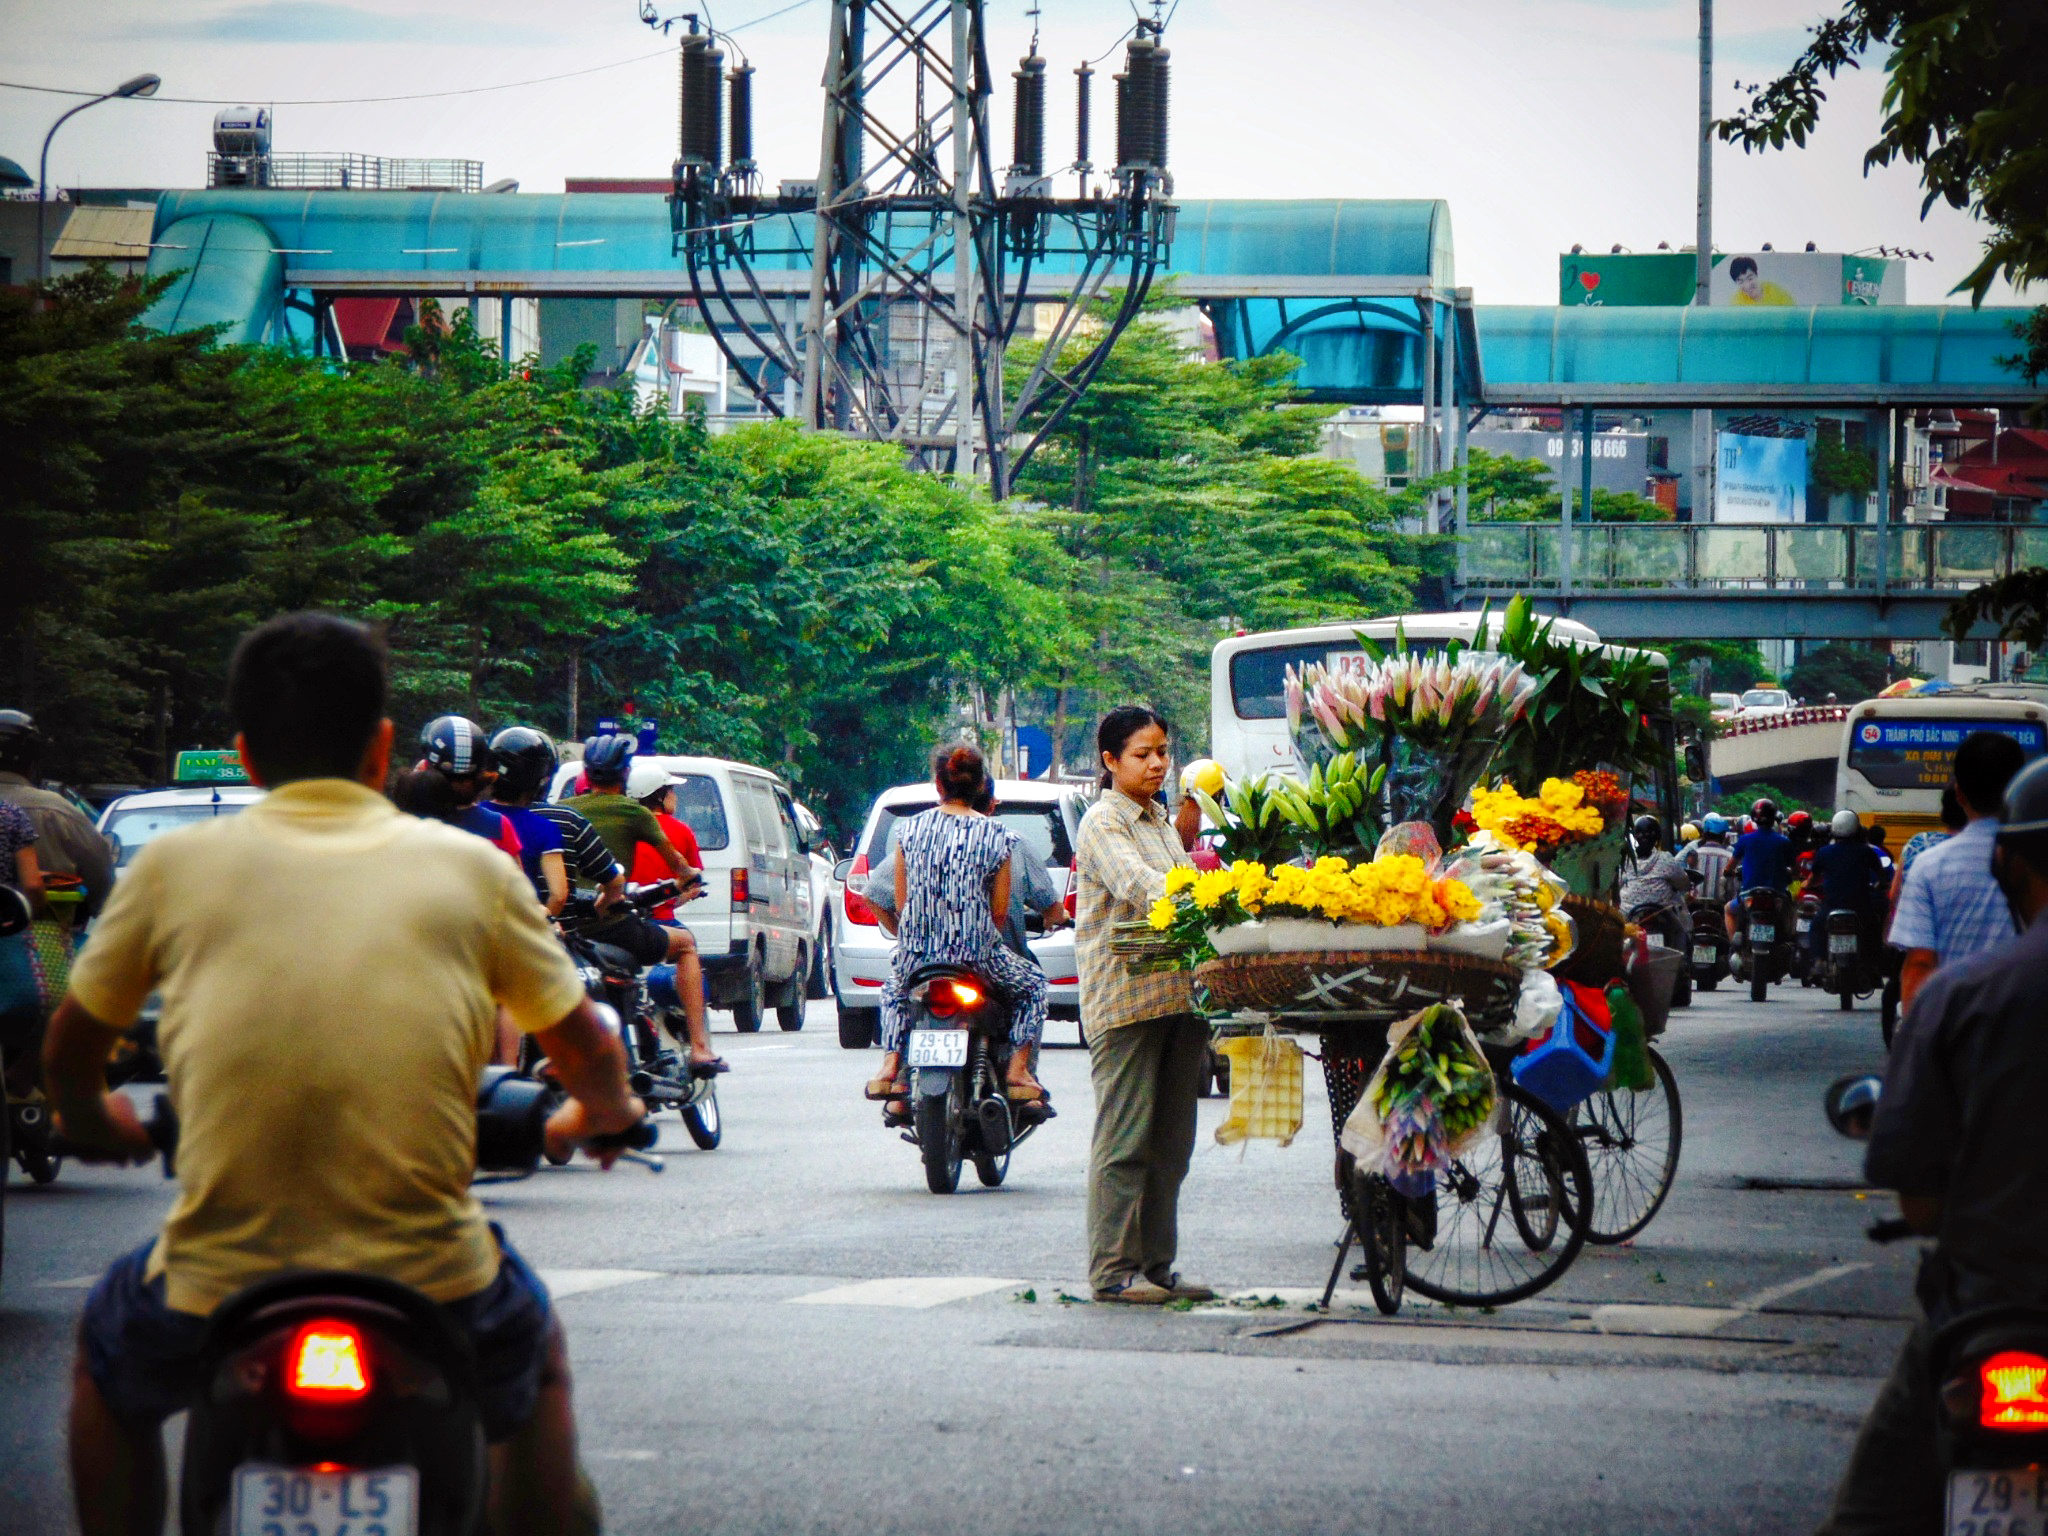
1840, 255, 1904, 306
1714, 432, 1808, 523
1558, 252, 1698, 307
1847, 719, 2047, 790
172, 749, 250, 785
1707, 251, 1897, 308
1466, 429, 1648, 495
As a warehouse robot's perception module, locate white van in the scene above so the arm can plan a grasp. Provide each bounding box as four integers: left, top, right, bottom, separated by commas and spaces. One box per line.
549, 754, 817, 1032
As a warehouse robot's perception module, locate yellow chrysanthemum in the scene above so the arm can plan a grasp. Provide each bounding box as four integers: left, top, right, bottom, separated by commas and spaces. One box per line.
1191, 868, 1237, 911
1164, 866, 1199, 896
1148, 897, 1178, 931
1438, 878, 1482, 924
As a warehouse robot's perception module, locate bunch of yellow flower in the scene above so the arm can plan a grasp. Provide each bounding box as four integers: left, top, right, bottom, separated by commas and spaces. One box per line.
1156, 854, 1481, 931
1468, 777, 1608, 852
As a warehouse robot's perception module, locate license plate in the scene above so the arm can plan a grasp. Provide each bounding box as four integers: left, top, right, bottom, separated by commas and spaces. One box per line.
906, 1029, 968, 1069
1692, 945, 1718, 965
1830, 934, 1859, 955
1796, 918, 1812, 933
233, 1465, 417, 1536
1947, 1468, 2048, 1534
1750, 924, 1775, 943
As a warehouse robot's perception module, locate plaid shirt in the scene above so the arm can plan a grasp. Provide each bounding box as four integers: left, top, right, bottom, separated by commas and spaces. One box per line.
1074, 790, 1195, 1030
1888, 817, 2016, 962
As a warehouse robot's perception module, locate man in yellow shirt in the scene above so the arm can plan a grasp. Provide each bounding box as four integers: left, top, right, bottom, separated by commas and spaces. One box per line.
1728, 254, 1797, 306
45, 612, 644, 1536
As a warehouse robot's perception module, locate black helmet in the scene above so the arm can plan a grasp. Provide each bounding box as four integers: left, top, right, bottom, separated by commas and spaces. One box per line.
582, 732, 636, 783
490, 726, 559, 801
1998, 757, 2048, 870
1631, 814, 1661, 846
0, 709, 41, 777
1751, 797, 1779, 828
419, 715, 493, 776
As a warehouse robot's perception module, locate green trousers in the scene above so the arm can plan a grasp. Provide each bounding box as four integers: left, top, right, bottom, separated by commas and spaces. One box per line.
1085, 1013, 1209, 1292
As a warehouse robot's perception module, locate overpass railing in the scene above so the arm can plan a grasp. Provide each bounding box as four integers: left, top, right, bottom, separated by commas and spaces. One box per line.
1460, 521, 2048, 595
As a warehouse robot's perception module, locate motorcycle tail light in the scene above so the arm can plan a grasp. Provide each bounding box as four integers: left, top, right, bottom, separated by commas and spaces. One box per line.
843, 854, 880, 927
1981, 1352, 2048, 1430
287, 1322, 371, 1403
1065, 857, 1078, 918
926, 979, 983, 1018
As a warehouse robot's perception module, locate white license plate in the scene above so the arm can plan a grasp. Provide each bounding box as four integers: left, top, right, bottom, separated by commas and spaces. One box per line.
233, 1464, 417, 1536
1830, 934, 1859, 955
907, 1029, 969, 1069
1947, 1468, 2048, 1534
1692, 945, 1718, 965
1750, 924, 1776, 943
1796, 918, 1812, 933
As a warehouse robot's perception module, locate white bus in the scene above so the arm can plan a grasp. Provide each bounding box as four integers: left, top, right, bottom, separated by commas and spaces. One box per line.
1837, 686, 2048, 845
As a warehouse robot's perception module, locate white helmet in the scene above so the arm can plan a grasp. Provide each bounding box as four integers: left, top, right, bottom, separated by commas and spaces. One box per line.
626, 758, 674, 802
1830, 809, 1862, 839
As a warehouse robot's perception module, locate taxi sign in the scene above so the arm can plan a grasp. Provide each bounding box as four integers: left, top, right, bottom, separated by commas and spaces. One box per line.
172, 749, 250, 786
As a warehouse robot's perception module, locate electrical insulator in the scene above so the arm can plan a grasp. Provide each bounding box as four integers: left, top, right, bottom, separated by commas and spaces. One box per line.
728, 63, 756, 171
1073, 62, 1093, 172
1115, 29, 1169, 172
678, 33, 724, 171
1012, 54, 1046, 177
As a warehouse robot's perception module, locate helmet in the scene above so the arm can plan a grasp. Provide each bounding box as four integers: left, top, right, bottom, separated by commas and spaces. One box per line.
1787, 810, 1813, 832
581, 732, 636, 783
1680, 822, 1700, 844
1751, 798, 1779, 828
1830, 810, 1862, 839
489, 726, 558, 801
0, 709, 41, 777
1702, 813, 1729, 837
1998, 757, 2048, 868
419, 715, 492, 776
626, 757, 673, 802
1631, 814, 1661, 844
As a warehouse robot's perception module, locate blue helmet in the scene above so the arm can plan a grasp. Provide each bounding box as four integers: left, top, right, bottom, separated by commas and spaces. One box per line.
1702, 813, 1729, 837
582, 732, 636, 783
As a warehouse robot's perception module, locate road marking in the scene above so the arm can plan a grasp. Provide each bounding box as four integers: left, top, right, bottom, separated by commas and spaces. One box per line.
38, 1276, 101, 1290
1737, 1262, 1870, 1313
1591, 1264, 1870, 1337
787, 1276, 1021, 1309
586, 1450, 660, 1462
540, 1269, 664, 1299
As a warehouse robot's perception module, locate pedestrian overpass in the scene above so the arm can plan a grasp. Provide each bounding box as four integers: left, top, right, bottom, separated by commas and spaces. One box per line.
139, 191, 2040, 640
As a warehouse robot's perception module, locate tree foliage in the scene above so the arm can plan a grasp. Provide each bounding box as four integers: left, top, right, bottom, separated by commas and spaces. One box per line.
1785, 642, 1897, 702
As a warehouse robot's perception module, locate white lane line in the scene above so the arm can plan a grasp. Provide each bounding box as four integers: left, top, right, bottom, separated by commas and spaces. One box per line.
539, 1269, 664, 1299
1736, 1262, 1871, 1314
787, 1276, 1021, 1309
38, 1275, 102, 1290
586, 1450, 659, 1462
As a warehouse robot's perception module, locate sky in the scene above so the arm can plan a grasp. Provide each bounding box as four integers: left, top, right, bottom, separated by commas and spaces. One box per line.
0, 0, 2027, 307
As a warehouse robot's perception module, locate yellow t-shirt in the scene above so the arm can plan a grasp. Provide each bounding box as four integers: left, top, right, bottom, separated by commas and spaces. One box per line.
68, 778, 585, 1315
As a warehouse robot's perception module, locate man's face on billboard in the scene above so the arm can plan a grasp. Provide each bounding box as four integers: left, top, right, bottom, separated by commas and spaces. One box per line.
1736, 268, 1763, 299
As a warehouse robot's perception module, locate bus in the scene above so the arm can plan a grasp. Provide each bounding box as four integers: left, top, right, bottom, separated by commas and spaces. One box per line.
1209, 612, 1677, 828
1837, 686, 2048, 845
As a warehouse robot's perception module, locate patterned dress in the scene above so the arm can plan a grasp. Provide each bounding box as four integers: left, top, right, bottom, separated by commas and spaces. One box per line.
881, 809, 1047, 1054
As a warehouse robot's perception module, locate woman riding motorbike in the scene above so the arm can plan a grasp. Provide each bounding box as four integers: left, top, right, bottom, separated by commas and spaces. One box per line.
863, 745, 1048, 1116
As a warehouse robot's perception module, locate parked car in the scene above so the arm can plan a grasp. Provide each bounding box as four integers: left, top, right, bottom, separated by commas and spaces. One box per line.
96, 783, 266, 874
833, 779, 1083, 1049
550, 754, 817, 1032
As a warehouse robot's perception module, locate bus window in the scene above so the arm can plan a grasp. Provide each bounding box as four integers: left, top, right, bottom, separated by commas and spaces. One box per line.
1846, 717, 2047, 791
1228, 644, 1328, 720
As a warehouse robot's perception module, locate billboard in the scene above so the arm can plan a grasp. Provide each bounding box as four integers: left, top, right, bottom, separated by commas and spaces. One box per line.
1715, 432, 1808, 522
1467, 428, 1648, 496
1559, 251, 1904, 307
1559, 252, 1697, 307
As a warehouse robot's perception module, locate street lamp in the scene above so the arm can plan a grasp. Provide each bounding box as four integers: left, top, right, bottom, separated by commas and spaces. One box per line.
37, 72, 160, 286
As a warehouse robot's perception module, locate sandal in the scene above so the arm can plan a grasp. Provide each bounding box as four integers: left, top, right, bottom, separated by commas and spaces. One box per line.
1004, 1077, 1047, 1103
882, 1100, 913, 1127
864, 1076, 908, 1101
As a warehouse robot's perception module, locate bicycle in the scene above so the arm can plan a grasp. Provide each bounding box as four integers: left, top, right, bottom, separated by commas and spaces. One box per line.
1570, 1043, 1682, 1245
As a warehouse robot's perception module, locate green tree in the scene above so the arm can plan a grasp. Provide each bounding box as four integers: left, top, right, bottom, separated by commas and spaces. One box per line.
1785, 642, 1895, 703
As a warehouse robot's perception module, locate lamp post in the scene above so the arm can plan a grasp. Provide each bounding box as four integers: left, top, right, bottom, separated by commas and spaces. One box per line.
36, 72, 160, 286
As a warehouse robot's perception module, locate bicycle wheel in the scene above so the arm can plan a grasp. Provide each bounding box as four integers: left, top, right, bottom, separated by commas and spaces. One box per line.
1359, 1174, 1406, 1316
1403, 1082, 1592, 1308
1575, 1047, 1682, 1246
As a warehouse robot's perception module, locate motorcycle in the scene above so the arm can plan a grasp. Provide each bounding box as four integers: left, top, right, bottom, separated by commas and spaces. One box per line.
1819, 908, 1884, 1014
1791, 885, 1822, 986
1685, 889, 1729, 993
551, 881, 721, 1153
899, 962, 1052, 1194
1825, 1076, 2048, 1533
1732, 887, 1792, 1003
1623, 898, 1693, 1008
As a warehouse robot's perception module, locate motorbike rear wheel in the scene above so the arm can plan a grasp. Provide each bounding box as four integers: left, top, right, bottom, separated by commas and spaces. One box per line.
1750, 965, 1767, 1003
915, 1073, 964, 1194
681, 1087, 722, 1151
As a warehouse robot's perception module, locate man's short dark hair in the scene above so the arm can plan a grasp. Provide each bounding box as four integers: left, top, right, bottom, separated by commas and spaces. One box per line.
1729, 255, 1759, 280
227, 613, 387, 784
1955, 731, 2026, 815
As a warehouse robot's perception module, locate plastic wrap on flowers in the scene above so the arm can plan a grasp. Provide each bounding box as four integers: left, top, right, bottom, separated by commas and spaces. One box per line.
1339, 1001, 1498, 1198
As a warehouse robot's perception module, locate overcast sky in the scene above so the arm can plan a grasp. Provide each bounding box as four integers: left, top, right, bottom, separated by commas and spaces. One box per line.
0, 0, 2026, 306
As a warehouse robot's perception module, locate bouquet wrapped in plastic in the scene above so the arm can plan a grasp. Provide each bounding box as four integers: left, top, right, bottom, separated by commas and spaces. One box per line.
1439, 834, 1575, 970
1340, 1001, 1498, 1198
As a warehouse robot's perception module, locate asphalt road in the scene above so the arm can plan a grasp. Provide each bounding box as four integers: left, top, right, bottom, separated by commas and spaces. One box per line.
2, 978, 1910, 1535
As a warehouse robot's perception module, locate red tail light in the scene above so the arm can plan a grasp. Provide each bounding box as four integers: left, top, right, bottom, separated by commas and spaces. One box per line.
926, 978, 984, 1018
730, 866, 750, 911
287, 1322, 370, 1403
1981, 1352, 2048, 1430
1064, 857, 1078, 918
844, 854, 880, 927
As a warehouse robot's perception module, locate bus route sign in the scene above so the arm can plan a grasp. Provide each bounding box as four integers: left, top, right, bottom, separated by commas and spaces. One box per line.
1847, 719, 2047, 791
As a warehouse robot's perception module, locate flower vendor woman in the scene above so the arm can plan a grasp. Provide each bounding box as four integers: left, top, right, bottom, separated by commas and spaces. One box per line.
1073, 706, 1214, 1307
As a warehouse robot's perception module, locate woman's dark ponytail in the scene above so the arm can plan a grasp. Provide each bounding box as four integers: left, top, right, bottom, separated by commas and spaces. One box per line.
1095, 705, 1169, 789
933, 742, 989, 803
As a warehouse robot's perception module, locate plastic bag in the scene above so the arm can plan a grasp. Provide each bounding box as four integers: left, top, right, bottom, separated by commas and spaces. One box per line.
1504, 967, 1562, 1043
1374, 820, 1444, 868
1339, 1002, 1498, 1196
1214, 1030, 1303, 1148
1604, 980, 1655, 1092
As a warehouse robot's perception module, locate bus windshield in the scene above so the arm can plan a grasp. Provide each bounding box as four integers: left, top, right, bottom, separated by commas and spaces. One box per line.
1845, 715, 2047, 791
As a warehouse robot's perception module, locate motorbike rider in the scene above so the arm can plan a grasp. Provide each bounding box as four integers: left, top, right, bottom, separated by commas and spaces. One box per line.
1619, 815, 1692, 949
417, 715, 522, 860
1683, 813, 1737, 912
1725, 799, 1795, 946
1807, 811, 1889, 967
1816, 756, 2048, 1533
43, 612, 642, 1536
622, 758, 719, 1073
486, 726, 629, 919
560, 735, 723, 1072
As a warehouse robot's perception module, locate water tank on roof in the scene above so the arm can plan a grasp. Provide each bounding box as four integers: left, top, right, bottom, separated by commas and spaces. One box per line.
209, 107, 272, 188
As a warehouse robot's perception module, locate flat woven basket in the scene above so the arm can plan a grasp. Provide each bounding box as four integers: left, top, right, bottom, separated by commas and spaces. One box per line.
1194, 950, 1523, 1034
1554, 895, 1626, 985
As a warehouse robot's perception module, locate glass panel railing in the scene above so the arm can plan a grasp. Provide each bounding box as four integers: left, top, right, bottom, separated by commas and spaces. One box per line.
1607, 525, 1689, 586
1696, 526, 1771, 584
1889, 527, 1931, 586
1530, 526, 1562, 584
1570, 526, 1607, 585
1465, 524, 1534, 585
1932, 526, 2006, 585
2016, 527, 2048, 573
1775, 527, 1849, 586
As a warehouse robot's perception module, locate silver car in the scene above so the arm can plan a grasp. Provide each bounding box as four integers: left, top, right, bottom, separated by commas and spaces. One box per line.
832, 779, 1085, 1049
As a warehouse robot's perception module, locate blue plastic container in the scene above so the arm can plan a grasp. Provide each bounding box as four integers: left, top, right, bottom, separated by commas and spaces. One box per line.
1510, 980, 1616, 1112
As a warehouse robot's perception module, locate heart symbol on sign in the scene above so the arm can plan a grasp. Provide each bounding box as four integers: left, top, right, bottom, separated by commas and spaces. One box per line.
1578, 271, 1601, 292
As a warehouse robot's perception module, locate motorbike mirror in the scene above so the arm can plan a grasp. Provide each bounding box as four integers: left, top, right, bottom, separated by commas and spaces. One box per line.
833, 857, 855, 883
1824, 1074, 1883, 1140
0, 884, 28, 939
